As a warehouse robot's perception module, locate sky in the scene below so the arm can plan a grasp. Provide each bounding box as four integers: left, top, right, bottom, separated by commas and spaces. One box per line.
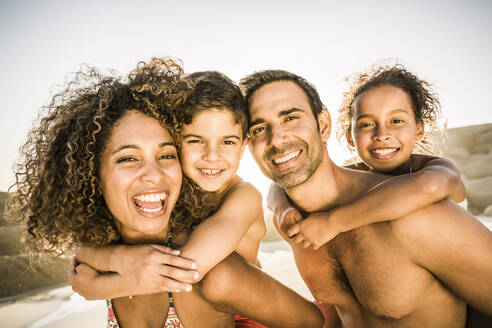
1, 0, 491, 195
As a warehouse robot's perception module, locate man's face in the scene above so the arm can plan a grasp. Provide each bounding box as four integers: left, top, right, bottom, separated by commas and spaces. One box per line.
247, 81, 329, 189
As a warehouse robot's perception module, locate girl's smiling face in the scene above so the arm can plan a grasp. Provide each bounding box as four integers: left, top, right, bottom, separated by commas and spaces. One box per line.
180, 109, 246, 193
98, 110, 182, 243
348, 85, 423, 174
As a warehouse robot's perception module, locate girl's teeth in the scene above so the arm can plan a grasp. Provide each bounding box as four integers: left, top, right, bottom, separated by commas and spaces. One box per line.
273, 151, 300, 164
372, 148, 397, 156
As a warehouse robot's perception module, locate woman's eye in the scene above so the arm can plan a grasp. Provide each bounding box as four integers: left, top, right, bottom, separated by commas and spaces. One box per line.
116, 157, 136, 163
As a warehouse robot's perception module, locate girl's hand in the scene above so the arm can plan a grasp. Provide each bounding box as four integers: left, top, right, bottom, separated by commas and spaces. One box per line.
287, 211, 341, 249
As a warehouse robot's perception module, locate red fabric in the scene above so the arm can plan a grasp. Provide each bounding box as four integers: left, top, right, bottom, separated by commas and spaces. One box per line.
235, 315, 269, 328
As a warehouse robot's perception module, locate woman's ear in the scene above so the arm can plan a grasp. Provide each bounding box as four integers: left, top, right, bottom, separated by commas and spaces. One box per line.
317, 109, 331, 142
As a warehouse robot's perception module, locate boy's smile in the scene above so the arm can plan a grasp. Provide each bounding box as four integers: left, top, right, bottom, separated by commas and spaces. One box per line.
181, 109, 246, 194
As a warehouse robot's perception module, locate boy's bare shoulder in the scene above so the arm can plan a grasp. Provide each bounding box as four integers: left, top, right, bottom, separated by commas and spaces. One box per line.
222, 176, 262, 206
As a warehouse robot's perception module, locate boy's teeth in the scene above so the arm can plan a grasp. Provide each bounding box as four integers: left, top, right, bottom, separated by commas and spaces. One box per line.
201, 169, 222, 175
273, 151, 300, 165
134, 192, 167, 202
371, 148, 398, 156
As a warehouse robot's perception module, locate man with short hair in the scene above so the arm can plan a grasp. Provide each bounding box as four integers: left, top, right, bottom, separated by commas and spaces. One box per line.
239, 70, 492, 327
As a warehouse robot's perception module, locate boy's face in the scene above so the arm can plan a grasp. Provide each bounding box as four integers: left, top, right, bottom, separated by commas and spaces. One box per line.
348, 85, 423, 174
181, 109, 246, 193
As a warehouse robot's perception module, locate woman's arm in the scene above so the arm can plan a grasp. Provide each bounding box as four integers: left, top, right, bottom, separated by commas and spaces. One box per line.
179, 182, 263, 280
288, 155, 467, 249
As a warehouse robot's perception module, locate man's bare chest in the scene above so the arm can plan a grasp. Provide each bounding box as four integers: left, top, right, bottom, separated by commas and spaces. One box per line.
293, 223, 435, 319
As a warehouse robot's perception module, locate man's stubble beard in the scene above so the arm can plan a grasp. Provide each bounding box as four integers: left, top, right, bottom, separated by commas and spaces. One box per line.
262, 139, 324, 189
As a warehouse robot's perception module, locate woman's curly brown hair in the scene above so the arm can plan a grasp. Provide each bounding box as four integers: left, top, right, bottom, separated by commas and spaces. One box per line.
7, 58, 193, 256
337, 64, 441, 154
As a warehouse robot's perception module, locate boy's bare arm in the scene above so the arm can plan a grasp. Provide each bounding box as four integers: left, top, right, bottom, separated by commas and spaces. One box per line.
179, 182, 262, 280
267, 183, 303, 233
72, 245, 199, 298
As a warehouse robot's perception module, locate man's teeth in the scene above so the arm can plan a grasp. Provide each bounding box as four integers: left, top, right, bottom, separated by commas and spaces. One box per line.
273, 151, 300, 165
201, 169, 222, 175
134, 193, 167, 202
371, 148, 398, 156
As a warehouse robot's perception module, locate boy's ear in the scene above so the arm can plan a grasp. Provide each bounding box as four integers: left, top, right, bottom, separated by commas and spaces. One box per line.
416, 121, 424, 139
318, 109, 331, 142
346, 131, 355, 148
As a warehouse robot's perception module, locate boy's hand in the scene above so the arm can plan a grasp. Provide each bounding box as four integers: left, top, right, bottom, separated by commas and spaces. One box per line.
287, 211, 341, 249
277, 207, 303, 234
111, 244, 200, 292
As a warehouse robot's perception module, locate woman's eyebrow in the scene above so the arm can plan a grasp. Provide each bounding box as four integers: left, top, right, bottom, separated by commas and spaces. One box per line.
112, 144, 140, 154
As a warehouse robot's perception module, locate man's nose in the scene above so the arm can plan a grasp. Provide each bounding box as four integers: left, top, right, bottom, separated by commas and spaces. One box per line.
269, 124, 288, 147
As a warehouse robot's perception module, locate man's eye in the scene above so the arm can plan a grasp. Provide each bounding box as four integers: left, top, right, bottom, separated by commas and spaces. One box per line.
285, 115, 299, 122
187, 139, 201, 144
251, 126, 265, 136
223, 140, 236, 145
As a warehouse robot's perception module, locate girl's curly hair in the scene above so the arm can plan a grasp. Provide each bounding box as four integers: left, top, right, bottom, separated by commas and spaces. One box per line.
7, 58, 193, 256
337, 64, 441, 154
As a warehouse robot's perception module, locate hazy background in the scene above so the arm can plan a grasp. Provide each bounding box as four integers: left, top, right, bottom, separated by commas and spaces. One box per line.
1, 0, 491, 196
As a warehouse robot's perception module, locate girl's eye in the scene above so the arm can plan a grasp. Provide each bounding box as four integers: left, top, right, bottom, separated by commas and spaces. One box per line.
358, 122, 373, 129
116, 157, 136, 163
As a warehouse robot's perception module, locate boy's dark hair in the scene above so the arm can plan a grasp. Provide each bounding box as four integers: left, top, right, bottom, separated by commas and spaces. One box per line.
337, 64, 441, 153
181, 71, 247, 139
239, 69, 325, 121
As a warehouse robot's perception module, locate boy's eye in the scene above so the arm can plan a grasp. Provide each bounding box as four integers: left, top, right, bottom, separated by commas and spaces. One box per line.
159, 153, 177, 160
392, 119, 404, 124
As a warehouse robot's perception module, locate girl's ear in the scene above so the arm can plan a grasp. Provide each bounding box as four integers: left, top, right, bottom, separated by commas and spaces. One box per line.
346, 131, 355, 148
416, 121, 424, 139
317, 109, 331, 142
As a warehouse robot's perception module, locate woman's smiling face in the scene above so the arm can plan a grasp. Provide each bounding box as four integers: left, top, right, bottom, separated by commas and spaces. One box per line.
98, 110, 182, 243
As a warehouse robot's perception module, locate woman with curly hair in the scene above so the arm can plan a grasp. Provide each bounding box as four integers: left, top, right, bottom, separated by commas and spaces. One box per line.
8, 58, 325, 327
267, 64, 466, 250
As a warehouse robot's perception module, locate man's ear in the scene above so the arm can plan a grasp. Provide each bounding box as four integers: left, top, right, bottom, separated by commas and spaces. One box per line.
346, 131, 355, 148
416, 121, 424, 139
240, 138, 248, 159
318, 109, 331, 142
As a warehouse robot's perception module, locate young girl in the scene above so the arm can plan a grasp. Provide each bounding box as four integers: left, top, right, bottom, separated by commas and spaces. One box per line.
268, 64, 466, 249
71, 70, 325, 327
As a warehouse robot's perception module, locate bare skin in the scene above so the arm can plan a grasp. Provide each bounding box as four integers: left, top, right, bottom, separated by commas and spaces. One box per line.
247, 80, 492, 327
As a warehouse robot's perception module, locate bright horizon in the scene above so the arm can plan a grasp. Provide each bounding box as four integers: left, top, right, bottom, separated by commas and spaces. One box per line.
1, 0, 491, 196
